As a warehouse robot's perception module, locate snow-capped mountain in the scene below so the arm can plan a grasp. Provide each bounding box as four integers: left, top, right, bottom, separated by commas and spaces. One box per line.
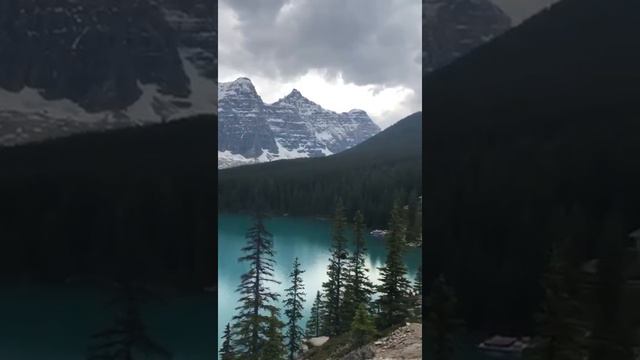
218, 78, 380, 169
423, 0, 511, 74
0, 0, 216, 146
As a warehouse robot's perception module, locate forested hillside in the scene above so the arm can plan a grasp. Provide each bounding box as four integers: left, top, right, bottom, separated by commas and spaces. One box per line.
217, 112, 422, 227
0, 115, 217, 287
422, 0, 640, 332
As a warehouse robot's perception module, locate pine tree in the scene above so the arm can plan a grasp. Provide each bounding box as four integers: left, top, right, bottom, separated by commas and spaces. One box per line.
343, 211, 375, 328
526, 244, 589, 360
259, 310, 287, 360
284, 258, 306, 360
411, 264, 423, 321
220, 323, 236, 360
305, 291, 325, 338
375, 200, 413, 329
322, 199, 350, 336
87, 280, 171, 360
426, 275, 460, 360
350, 303, 377, 348
232, 213, 281, 358
588, 212, 634, 360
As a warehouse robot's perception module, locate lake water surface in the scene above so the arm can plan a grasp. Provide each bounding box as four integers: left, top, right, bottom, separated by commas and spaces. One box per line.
218, 214, 519, 360
217, 214, 422, 357
0, 284, 215, 359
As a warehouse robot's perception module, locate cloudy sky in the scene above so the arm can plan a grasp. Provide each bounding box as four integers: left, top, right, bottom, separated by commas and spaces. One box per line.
219, 0, 422, 129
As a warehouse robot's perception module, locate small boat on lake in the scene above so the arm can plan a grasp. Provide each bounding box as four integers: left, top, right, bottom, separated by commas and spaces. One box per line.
370, 229, 389, 238
478, 335, 530, 356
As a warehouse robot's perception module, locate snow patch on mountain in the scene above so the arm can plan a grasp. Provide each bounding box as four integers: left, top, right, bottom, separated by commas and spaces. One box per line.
0, 1, 216, 146
0, 86, 120, 122
218, 150, 258, 169
177, 49, 217, 115
218, 77, 380, 169
274, 139, 311, 160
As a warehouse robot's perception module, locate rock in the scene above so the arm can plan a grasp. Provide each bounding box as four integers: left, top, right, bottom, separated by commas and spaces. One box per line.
367, 323, 423, 360
307, 336, 330, 347
341, 345, 375, 360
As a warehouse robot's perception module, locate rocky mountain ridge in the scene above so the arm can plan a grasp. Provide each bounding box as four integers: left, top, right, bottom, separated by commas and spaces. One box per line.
0, 0, 216, 146
217, 77, 380, 169
423, 0, 511, 74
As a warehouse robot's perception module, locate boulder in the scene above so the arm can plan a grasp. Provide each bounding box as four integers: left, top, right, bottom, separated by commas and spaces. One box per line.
307, 336, 330, 347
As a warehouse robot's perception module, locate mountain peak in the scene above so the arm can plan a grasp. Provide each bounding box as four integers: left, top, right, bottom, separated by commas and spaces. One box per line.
229, 77, 256, 90
284, 88, 305, 100
232, 77, 253, 85
218, 80, 381, 168
275, 88, 316, 107
219, 77, 258, 100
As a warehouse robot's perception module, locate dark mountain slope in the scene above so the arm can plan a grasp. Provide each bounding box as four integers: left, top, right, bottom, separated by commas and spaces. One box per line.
218, 112, 422, 227
0, 115, 217, 177
0, 115, 217, 287
422, 0, 640, 332
422, 0, 511, 74
0, 0, 216, 146
424, 0, 640, 107
334, 111, 421, 162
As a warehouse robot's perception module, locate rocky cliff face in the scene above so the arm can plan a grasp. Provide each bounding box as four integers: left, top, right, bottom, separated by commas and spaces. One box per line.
160, 0, 216, 80
423, 0, 511, 74
218, 78, 380, 169
0, 0, 216, 146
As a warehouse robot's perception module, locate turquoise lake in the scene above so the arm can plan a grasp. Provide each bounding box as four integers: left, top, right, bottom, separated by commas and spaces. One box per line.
0, 284, 215, 359
217, 214, 422, 357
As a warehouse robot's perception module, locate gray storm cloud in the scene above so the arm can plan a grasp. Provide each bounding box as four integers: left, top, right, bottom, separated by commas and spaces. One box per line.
220, 0, 421, 87
219, 0, 554, 126
219, 0, 422, 125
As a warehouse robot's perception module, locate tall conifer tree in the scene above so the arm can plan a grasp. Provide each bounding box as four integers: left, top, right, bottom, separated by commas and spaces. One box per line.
322, 199, 350, 336
343, 210, 374, 327
588, 212, 634, 360
220, 323, 236, 360
527, 244, 588, 360
306, 291, 325, 338
87, 280, 171, 360
376, 200, 412, 329
260, 310, 287, 360
426, 275, 460, 360
350, 303, 377, 348
232, 213, 281, 358
284, 258, 306, 360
